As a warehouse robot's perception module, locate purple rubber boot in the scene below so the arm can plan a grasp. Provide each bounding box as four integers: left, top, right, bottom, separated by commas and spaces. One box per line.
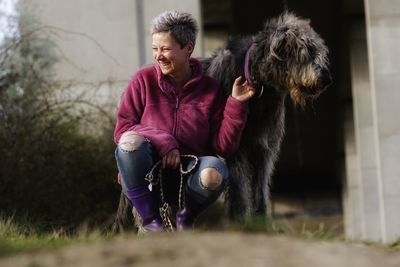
176, 193, 208, 231
126, 186, 164, 233
176, 208, 195, 230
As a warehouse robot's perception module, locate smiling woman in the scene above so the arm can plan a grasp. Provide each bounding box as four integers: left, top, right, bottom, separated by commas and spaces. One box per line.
113, 10, 256, 233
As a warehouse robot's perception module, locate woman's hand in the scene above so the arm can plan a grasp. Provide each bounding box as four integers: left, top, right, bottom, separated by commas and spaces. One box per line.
232, 76, 256, 102
162, 149, 181, 169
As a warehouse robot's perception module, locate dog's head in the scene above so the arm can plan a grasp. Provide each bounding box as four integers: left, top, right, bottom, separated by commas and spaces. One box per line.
253, 12, 332, 105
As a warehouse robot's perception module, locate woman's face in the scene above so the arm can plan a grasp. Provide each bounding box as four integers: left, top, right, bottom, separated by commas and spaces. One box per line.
152, 32, 193, 77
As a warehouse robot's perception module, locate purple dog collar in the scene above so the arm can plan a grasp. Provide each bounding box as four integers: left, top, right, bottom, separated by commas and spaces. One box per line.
244, 43, 256, 87
244, 43, 264, 98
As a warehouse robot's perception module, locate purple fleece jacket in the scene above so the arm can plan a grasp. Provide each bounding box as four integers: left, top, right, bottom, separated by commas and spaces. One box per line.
114, 58, 249, 159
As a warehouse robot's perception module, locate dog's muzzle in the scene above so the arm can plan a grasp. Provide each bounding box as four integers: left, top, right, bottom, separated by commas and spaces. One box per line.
299, 67, 332, 96
317, 67, 332, 91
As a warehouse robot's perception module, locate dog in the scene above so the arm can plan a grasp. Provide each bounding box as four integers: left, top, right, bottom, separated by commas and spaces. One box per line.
113, 12, 331, 231
202, 12, 331, 220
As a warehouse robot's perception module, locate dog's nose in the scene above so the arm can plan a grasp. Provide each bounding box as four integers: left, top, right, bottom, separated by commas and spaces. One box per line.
317, 67, 332, 90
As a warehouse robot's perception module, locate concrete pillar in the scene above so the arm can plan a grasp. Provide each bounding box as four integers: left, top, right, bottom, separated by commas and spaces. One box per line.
345, 21, 382, 242
343, 105, 364, 240
363, 0, 400, 243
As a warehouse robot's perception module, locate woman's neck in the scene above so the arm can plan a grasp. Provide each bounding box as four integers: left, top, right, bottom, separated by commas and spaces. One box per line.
169, 64, 192, 90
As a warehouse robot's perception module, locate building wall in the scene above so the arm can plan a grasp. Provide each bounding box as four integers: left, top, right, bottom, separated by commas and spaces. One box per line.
31, 0, 202, 108
345, 20, 382, 241
363, 0, 400, 243
33, 0, 138, 83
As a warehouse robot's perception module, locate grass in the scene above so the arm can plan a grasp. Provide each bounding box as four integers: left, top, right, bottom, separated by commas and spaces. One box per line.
196, 203, 344, 240
0, 213, 342, 258
223, 215, 284, 234
225, 215, 400, 251
1, 214, 398, 258
362, 237, 400, 252
223, 215, 343, 240
389, 238, 400, 251
0, 216, 114, 257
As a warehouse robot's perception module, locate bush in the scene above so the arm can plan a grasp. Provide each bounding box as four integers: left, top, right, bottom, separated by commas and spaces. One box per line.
0, 1, 120, 230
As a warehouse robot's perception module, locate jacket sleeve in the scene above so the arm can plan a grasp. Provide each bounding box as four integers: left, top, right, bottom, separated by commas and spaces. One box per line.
114, 77, 178, 157
211, 92, 249, 158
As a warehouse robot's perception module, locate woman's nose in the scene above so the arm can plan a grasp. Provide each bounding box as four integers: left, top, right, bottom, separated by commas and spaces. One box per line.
154, 49, 163, 60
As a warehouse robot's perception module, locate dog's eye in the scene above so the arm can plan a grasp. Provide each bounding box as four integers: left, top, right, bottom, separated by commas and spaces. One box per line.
306, 44, 317, 58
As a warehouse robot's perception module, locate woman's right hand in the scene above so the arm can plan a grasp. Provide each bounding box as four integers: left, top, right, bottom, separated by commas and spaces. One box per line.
232, 76, 256, 102
162, 149, 181, 169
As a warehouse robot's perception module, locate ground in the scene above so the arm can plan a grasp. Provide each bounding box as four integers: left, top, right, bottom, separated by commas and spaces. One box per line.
0, 232, 399, 267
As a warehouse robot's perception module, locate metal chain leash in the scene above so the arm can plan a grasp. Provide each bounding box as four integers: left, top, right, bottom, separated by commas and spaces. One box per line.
145, 154, 199, 232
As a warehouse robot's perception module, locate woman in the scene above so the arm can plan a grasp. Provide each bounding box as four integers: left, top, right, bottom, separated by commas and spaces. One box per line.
114, 10, 255, 232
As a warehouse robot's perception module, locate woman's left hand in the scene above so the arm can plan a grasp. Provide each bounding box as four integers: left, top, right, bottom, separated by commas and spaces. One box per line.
162, 149, 180, 169
232, 76, 256, 102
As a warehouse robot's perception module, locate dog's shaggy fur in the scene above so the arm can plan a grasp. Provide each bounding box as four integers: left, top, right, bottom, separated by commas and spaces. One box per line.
203, 12, 331, 220
113, 12, 331, 231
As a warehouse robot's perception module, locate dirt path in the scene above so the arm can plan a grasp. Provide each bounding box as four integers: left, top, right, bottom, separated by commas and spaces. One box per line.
0, 232, 399, 267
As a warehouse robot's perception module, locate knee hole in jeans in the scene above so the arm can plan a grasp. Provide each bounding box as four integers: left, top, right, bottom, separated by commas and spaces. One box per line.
118, 131, 146, 152
200, 167, 223, 190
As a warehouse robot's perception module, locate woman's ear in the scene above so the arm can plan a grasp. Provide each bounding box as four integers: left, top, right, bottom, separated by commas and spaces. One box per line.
186, 41, 194, 56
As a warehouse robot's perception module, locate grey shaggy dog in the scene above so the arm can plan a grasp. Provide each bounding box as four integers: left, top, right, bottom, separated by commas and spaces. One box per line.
203, 12, 331, 220
113, 12, 331, 231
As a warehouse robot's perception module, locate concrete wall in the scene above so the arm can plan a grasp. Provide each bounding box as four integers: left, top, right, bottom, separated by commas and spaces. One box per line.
31, 0, 201, 108
363, 0, 400, 243
344, 20, 382, 242
33, 0, 137, 83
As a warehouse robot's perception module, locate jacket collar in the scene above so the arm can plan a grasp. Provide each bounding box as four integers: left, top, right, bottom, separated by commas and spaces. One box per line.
155, 58, 204, 95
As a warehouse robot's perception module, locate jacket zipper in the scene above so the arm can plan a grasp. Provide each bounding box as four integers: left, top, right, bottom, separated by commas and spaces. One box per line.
173, 95, 180, 136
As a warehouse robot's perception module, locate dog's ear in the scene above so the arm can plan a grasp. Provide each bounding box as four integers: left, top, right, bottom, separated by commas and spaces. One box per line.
268, 14, 312, 62
270, 26, 311, 63
268, 27, 288, 61
285, 27, 314, 63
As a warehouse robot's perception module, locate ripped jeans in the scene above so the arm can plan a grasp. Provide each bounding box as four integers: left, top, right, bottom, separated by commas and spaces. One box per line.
115, 134, 229, 207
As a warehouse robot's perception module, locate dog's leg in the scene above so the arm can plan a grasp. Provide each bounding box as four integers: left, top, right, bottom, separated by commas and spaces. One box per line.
254, 156, 273, 216
243, 146, 268, 216
226, 154, 253, 220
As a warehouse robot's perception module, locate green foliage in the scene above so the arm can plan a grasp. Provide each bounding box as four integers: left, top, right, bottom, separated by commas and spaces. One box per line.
0, 1, 119, 230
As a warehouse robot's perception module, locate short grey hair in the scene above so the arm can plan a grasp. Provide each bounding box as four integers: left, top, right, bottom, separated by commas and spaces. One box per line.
150, 10, 198, 47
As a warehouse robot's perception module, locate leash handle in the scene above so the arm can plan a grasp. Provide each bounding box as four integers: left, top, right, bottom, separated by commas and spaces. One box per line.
144, 154, 199, 231
145, 154, 198, 185
180, 154, 199, 175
